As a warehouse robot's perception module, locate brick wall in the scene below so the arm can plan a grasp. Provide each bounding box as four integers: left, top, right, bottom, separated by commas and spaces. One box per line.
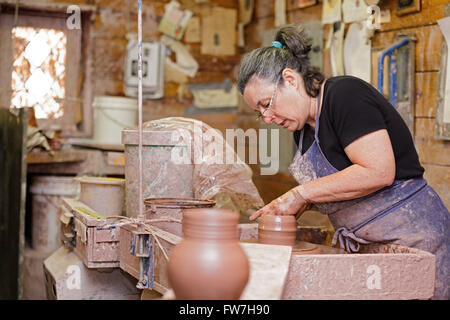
89, 0, 240, 134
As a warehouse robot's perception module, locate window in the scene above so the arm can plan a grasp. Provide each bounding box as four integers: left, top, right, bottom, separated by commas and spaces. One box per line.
0, 4, 94, 136
11, 26, 67, 120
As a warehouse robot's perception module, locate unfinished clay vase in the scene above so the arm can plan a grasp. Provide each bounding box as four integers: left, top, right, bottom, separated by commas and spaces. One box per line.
167, 208, 249, 300
258, 215, 297, 246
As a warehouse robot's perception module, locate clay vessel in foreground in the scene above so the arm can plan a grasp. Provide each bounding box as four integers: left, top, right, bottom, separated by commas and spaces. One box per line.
258, 215, 297, 246
167, 208, 249, 299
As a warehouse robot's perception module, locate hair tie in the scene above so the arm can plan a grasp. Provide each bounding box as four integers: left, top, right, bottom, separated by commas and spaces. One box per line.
271, 41, 283, 49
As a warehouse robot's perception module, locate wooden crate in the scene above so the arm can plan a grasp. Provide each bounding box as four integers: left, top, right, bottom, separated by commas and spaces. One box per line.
118, 222, 264, 294
61, 197, 121, 268
119, 222, 181, 294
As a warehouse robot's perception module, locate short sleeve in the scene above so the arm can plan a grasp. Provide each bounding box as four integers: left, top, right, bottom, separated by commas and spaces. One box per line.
325, 78, 387, 149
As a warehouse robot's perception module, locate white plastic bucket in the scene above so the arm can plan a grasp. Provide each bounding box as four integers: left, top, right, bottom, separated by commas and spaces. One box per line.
93, 96, 138, 145
74, 176, 126, 217
30, 176, 79, 252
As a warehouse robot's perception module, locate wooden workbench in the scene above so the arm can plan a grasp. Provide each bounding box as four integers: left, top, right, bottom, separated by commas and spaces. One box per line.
27, 148, 125, 176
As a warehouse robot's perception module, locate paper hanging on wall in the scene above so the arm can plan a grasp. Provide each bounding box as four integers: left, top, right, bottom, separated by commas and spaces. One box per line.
158, 1, 193, 40
189, 79, 238, 108
275, 0, 287, 27
161, 35, 198, 78
238, 0, 255, 47
184, 16, 201, 43
342, 0, 370, 23
201, 7, 237, 56
330, 22, 345, 76
437, 17, 450, 123
343, 22, 372, 83
239, 0, 254, 25
322, 0, 342, 24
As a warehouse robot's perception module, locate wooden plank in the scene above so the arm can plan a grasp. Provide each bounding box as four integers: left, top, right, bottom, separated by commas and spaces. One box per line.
245, 16, 276, 50
415, 71, 439, 117
287, 2, 322, 24
372, 24, 443, 72
377, 0, 446, 32
414, 118, 450, 166
62, 197, 107, 227
27, 150, 87, 164
435, 3, 450, 140
107, 152, 125, 166
27, 149, 125, 175
253, 0, 275, 19
422, 163, 450, 209
0, 108, 28, 299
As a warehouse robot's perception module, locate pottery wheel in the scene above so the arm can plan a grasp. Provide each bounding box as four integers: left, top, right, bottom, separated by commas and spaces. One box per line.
292, 241, 322, 255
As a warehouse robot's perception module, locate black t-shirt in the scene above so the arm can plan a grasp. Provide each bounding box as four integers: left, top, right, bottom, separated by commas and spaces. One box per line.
294, 76, 424, 180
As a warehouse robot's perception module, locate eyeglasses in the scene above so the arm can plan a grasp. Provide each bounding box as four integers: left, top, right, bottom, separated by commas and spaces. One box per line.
255, 81, 279, 120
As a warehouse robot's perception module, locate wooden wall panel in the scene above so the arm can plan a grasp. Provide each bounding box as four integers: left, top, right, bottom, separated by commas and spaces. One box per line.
378, 0, 446, 32
423, 163, 450, 209
415, 71, 439, 118
372, 24, 443, 72
414, 118, 450, 166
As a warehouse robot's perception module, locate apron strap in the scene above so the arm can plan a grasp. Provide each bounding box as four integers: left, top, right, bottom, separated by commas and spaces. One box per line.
314, 84, 323, 142
298, 129, 305, 155
331, 227, 372, 253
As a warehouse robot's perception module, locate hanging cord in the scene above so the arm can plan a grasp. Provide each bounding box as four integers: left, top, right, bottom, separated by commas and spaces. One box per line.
105, 215, 179, 261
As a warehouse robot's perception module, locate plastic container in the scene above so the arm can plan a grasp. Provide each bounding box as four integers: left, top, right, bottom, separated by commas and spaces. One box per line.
74, 176, 125, 217
30, 175, 79, 252
93, 96, 138, 145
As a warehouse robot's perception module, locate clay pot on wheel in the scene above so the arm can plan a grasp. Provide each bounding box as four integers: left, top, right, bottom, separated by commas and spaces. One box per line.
167, 208, 249, 300
258, 215, 297, 246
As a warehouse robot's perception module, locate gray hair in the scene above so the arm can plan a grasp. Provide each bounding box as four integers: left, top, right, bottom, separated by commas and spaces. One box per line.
237, 24, 324, 97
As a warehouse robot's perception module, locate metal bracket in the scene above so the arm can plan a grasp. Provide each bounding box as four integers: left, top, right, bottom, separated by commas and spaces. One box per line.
377, 34, 416, 135
130, 231, 155, 290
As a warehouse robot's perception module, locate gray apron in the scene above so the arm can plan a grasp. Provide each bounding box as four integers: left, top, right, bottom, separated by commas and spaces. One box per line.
288, 88, 450, 300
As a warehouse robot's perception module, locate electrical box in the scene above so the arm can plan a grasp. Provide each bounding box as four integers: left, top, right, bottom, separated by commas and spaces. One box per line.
124, 40, 165, 100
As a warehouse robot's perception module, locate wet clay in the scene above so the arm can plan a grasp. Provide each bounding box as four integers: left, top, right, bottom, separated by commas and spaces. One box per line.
167, 208, 249, 299
258, 215, 297, 246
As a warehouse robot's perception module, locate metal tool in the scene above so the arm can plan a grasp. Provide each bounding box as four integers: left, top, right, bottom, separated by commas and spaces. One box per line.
377, 35, 416, 135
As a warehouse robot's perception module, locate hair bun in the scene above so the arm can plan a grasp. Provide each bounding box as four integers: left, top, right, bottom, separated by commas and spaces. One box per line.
275, 25, 311, 59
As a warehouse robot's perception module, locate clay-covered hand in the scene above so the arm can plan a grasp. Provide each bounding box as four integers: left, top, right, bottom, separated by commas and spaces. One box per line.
249, 185, 311, 221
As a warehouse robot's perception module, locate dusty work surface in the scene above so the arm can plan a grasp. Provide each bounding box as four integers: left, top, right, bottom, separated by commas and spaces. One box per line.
118, 222, 435, 300
240, 224, 436, 299
282, 243, 435, 300
239, 242, 291, 300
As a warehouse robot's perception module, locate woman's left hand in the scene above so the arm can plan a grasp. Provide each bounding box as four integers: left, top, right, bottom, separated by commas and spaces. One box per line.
250, 185, 311, 221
